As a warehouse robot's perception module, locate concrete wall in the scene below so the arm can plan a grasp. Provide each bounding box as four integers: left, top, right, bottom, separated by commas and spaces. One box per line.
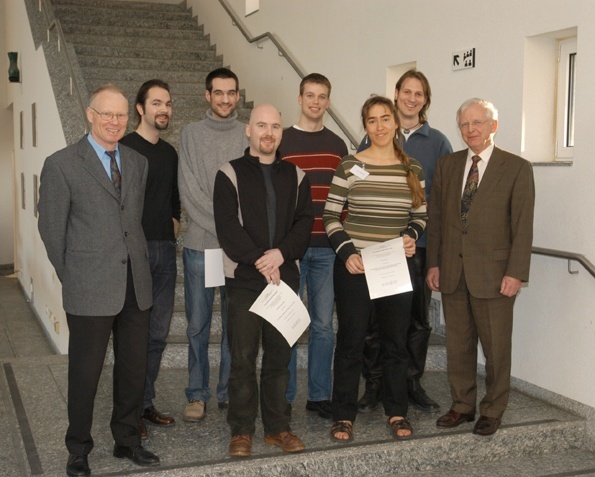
186, 0, 595, 409
2, 0, 68, 353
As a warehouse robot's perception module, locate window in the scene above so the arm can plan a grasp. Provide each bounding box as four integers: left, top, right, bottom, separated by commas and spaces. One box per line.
521, 27, 577, 164
555, 38, 577, 159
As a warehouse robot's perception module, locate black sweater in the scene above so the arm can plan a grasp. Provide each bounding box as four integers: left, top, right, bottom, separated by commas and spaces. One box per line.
213, 149, 313, 292
120, 132, 181, 241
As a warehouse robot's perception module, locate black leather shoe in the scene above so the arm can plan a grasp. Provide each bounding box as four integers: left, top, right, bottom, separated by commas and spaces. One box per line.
358, 382, 381, 413
66, 454, 90, 476
408, 380, 440, 413
306, 400, 333, 419
113, 444, 160, 467
143, 406, 175, 427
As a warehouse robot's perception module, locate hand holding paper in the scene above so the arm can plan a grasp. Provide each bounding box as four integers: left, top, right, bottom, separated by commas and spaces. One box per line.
249, 280, 310, 346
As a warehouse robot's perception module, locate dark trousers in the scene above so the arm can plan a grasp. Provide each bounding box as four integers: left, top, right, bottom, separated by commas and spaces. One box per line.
144, 240, 176, 410
226, 286, 292, 436
65, 263, 149, 455
332, 257, 412, 422
361, 248, 432, 385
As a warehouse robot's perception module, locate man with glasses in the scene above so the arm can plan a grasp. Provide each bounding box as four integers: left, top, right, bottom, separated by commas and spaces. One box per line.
120, 79, 180, 438
38, 84, 160, 476
178, 68, 249, 421
426, 98, 535, 436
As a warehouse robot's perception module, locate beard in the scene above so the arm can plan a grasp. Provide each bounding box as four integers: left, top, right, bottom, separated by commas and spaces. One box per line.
154, 115, 170, 131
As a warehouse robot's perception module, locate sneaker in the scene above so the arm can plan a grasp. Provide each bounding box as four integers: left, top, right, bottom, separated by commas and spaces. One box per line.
182, 400, 206, 422
306, 400, 333, 419
218, 401, 229, 410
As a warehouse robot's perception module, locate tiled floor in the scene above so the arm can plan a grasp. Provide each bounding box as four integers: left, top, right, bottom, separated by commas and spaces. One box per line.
1, 275, 594, 476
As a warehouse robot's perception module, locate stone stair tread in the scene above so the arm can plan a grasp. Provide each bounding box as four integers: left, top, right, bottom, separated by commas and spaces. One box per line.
398, 448, 595, 476
51, 0, 187, 12
61, 23, 205, 39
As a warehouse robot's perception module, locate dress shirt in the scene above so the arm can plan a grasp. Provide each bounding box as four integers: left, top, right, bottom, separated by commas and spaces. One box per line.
460, 143, 495, 196
87, 133, 122, 178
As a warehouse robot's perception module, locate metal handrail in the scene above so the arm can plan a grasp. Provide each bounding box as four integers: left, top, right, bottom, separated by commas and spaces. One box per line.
38, 0, 88, 133
217, 0, 358, 149
532, 246, 595, 279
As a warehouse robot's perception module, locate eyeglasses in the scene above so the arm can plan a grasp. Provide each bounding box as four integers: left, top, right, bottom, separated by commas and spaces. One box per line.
458, 119, 490, 130
89, 107, 129, 122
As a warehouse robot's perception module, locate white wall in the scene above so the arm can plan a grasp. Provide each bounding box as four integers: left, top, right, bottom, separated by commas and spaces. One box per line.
187, 0, 595, 409
0, 0, 15, 267
3, 0, 69, 353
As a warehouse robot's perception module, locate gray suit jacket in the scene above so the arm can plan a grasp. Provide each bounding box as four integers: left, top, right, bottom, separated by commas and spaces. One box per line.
38, 135, 152, 316
426, 146, 535, 299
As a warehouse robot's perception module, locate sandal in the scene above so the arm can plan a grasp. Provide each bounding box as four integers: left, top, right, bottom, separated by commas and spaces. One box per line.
388, 417, 413, 441
331, 420, 353, 442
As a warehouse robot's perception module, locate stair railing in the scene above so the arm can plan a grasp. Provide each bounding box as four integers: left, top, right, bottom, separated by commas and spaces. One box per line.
217, 0, 358, 149
532, 246, 595, 278
37, 0, 88, 134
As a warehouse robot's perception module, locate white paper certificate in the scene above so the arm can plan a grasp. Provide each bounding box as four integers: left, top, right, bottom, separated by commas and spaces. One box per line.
249, 281, 310, 347
360, 237, 413, 299
204, 248, 225, 288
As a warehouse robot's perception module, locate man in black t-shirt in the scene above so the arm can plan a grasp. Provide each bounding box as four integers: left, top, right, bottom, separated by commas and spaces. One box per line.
120, 79, 181, 437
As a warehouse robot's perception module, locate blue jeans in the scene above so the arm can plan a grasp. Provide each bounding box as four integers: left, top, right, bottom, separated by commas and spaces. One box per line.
143, 240, 176, 410
287, 247, 336, 403
183, 248, 230, 403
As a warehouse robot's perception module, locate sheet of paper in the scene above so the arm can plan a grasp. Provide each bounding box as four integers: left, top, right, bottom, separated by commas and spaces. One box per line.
249, 280, 310, 347
360, 237, 413, 299
204, 248, 225, 288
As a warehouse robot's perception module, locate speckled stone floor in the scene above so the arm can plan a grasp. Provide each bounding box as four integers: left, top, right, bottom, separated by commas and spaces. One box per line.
1, 275, 594, 476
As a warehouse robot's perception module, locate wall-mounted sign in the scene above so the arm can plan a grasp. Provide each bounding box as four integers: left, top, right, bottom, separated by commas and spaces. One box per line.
453, 48, 475, 71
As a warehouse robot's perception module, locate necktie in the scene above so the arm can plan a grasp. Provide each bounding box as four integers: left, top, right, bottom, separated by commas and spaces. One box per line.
461, 155, 480, 226
106, 150, 121, 196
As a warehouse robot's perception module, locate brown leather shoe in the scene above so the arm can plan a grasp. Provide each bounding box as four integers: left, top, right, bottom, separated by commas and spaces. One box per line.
473, 415, 501, 436
143, 407, 175, 427
264, 431, 305, 453
229, 434, 252, 457
436, 409, 475, 428
139, 419, 148, 440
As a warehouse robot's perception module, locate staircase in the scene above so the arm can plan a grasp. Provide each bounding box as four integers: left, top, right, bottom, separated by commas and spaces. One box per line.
50, 0, 252, 369
22, 1, 594, 475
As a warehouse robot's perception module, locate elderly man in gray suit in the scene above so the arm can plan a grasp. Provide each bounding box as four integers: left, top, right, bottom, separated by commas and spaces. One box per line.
38, 85, 160, 477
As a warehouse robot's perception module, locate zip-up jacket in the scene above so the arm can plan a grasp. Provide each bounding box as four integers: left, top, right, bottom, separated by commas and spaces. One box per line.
214, 149, 314, 292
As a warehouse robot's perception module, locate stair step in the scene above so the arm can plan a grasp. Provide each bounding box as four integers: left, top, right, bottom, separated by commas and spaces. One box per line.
74, 45, 217, 62
77, 55, 221, 73
64, 33, 212, 51
80, 66, 209, 83
55, 10, 198, 30
403, 448, 595, 476
60, 23, 205, 40
51, 0, 187, 13
54, 3, 191, 22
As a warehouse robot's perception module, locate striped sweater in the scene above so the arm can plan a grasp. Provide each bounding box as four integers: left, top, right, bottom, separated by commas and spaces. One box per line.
323, 154, 428, 262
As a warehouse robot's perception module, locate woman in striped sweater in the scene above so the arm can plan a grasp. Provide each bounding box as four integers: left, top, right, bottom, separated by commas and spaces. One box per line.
323, 95, 427, 442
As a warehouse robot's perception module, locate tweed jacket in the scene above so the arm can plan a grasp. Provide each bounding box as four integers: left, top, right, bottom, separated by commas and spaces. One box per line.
426, 146, 535, 299
38, 135, 152, 315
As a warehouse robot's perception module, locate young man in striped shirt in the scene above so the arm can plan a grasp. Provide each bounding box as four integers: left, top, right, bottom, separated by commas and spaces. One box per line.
278, 73, 348, 419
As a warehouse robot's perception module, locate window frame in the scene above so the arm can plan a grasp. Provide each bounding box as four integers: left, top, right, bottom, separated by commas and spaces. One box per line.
555, 37, 577, 160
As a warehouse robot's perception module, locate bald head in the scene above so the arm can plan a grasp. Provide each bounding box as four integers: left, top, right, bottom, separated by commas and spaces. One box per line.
246, 104, 283, 164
